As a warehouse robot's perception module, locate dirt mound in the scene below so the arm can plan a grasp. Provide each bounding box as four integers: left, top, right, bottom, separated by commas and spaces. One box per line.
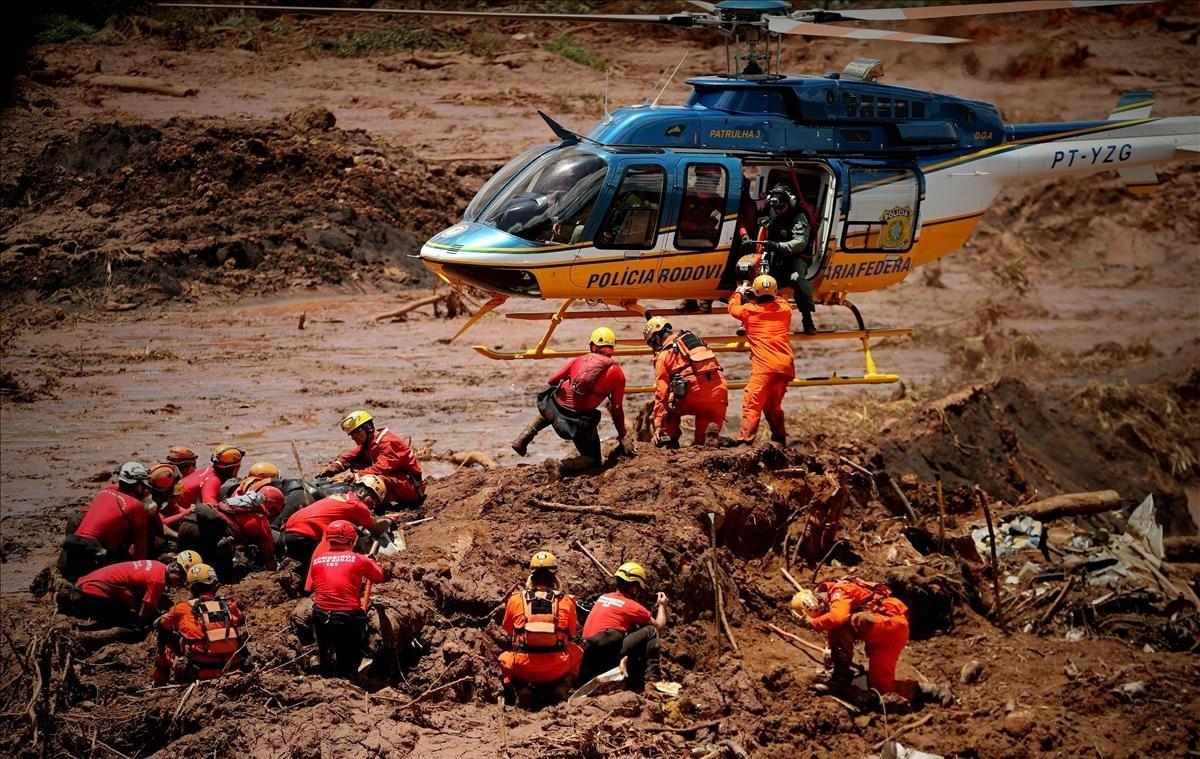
0, 106, 481, 308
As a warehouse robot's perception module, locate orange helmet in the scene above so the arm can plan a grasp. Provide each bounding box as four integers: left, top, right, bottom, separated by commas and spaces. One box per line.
147, 463, 182, 493
211, 445, 245, 468
259, 485, 285, 518
248, 461, 279, 479
167, 446, 198, 465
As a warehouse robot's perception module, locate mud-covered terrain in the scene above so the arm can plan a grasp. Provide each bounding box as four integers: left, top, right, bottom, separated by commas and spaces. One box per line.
2, 2, 1199, 757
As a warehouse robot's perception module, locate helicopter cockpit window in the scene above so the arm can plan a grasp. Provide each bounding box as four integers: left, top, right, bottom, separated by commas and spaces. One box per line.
675, 164, 728, 251
464, 143, 554, 222
480, 147, 609, 245
597, 165, 665, 250
842, 167, 920, 253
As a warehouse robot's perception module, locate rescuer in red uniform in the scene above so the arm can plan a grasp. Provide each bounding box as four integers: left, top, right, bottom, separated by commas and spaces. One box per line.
305, 519, 386, 678
316, 411, 425, 508
57, 552, 199, 627
283, 474, 391, 577
59, 462, 157, 581
164, 445, 245, 528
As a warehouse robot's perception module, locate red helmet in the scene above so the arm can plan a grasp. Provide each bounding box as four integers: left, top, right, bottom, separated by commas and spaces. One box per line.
325, 520, 357, 546
259, 485, 285, 518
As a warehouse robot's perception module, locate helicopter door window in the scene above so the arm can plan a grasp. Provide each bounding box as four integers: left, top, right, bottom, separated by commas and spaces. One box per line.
895, 100, 909, 119
596, 165, 665, 250
842, 167, 920, 253
675, 164, 728, 251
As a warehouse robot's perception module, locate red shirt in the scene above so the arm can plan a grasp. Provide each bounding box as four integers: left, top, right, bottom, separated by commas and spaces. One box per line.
77, 560, 168, 611
728, 294, 796, 378
582, 591, 652, 638
549, 354, 627, 412
332, 428, 423, 480
74, 485, 151, 559
305, 549, 384, 612
284, 492, 375, 541
163, 466, 227, 526
216, 505, 277, 570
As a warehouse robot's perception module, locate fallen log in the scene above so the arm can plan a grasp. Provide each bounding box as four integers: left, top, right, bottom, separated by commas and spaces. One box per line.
79, 74, 197, 97
766, 622, 825, 659
447, 451, 498, 470
1000, 490, 1121, 521
1165, 536, 1200, 563
370, 292, 446, 322
530, 497, 655, 521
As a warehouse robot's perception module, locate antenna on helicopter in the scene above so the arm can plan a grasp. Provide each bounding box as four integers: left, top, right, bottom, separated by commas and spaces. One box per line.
642, 60, 674, 108
651, 52, 688, 109
602, 70, 610, 122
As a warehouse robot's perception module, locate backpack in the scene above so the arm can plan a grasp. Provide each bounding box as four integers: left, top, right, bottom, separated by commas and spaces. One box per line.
187, 598, 241, 659
668, 331, 722, 392
514, 588, 568, 653
569, 353, 615, 399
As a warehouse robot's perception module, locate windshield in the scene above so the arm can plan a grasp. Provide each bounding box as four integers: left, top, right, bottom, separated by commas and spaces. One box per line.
464, 144, 554, 222
481, 147, 609, 244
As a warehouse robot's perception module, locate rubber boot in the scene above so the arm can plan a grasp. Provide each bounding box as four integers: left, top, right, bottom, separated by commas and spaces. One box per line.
801, 310, 817, 335
510, 418, 546, 457
557, 455, 599, 476
917, 681, 954, 707
770, 433, 788, 446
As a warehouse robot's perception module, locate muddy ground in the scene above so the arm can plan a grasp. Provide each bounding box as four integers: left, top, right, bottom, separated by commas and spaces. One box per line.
1, 2, 1199, 758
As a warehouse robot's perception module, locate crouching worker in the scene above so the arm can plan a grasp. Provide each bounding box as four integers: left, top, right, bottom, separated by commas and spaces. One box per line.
306, 520, 386, 679
499, 551, 583, 707
579, 562, 667, 693
643, 317, 728, 448
283, 475, 392, 578
791, 577, 951, 707
153, 563, 245, 685
58, 551, 200, 629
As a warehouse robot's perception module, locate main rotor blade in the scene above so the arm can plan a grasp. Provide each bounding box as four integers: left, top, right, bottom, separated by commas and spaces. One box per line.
826, 0, 1157, 22
767, 18, 968, 44
159, 3, 699, 25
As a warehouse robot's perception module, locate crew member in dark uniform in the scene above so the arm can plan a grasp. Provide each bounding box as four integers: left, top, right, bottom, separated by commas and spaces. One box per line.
742, 183, 816, 334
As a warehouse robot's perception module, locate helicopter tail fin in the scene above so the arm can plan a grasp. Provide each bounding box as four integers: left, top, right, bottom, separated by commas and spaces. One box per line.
1109, 92, 1159, 194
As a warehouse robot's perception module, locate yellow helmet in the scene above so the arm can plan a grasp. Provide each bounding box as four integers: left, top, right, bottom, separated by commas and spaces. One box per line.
589, 327, 617, 348
790, 588, 820, 615
174, 550, 203, 573
211, 445, 245, 467
248, 461, 279, 479
642, 317, 672, 345
529, 551, 557, 569
752, 274, 778, 298
186, 563, 219, 586
340, 410, 374, 434
614, 562, 647, 588
354, 473, 388, 503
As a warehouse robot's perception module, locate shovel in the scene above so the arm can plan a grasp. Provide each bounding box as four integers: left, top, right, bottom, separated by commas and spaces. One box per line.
567, 662, 626, 703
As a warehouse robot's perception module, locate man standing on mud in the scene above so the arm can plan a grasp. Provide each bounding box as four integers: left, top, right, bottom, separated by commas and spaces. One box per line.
315, 411, 425, 508
727, 274, 795, 446
306, 520, 386, 679
510, 327, 631, 472
579, 562, 667, 693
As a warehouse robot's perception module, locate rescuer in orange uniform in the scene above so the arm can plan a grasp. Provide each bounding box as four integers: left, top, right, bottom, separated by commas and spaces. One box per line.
642, 317, 728, 448
727, 274, 795, 445
792, 578, 951, 706
316, 411, 425, 508
498, 551, 584, 708
153, 563, 246, 684
511, 327, 631, 470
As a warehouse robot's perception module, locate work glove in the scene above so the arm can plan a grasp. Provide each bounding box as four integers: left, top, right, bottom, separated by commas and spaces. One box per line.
655, 434, 673, 449
760, 240, 780, 253
739, 234, 753, 248
328, 470, 354, 484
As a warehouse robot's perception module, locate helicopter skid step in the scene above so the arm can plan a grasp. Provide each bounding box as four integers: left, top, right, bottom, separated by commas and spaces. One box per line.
472, 327, 912, 360
625, 373, 901, 395
504, 307, 730, 320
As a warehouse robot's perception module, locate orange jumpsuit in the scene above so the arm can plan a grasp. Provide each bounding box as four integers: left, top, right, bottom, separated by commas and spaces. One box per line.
727, 293, 795, 441
806, 580, 910, 695
153, 594, 245, 683
498, 588, 584, 686
652, 333, 729, 444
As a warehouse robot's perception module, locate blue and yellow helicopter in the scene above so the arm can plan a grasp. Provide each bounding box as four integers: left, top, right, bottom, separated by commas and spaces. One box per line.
172, 1, 1199, 394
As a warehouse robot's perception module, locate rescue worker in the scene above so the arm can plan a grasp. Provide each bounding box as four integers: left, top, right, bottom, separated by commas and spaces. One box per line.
59, 462, 157, 581
283, 474, 392, 577
177, 486, 284, 577
498, 551, 583, 707
315, 411, 425, 508
153, 563, 246, 684
579, 562, 668, 693
305, 519, 386, 678
728, 274, 795, 446
791, 578, 952, 706
145, 462, 184, 547
57, 551, 200, 627
643, 317, 728, 448
231, 461, 281, 498
159, 446, 199, 527
741, 183, 816, 334
165, 445, 245, 528
510, 327, 631, 471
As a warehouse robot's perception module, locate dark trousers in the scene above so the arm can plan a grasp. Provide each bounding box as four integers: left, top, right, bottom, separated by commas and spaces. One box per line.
283, 533, 318, 578
581, 626, 661, 690
57, 535, 108, 582
177, 505, 235, 578
527, 413, 602, 461
313, 608, 368, 678
56, 586, 136, 626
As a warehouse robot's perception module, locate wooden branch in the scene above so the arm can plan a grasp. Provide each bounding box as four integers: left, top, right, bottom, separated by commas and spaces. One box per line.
780, 567, 805, 592
79, 74, 197, 97
530, 498, 655, 521
874, 712, 935, 751
936, 477, 947, 553
766, 623, 825, 659
887, 474, 918, 524
642, 718, 724, 734
572, 540, 612, 578
373, 676, 472, 708
999, 490, 1121, 521
1034, 575, 1077, 631
977, 487, 1005, 629
370, 292, 445, 322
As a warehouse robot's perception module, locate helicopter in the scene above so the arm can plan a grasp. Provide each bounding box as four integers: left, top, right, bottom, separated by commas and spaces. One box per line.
171, 1, 1199, 395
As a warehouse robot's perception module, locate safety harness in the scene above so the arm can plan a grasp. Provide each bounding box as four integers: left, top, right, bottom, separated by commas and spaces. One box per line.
514, 588, 568, 653
665, 331, 721, 399
186, 597, 241, 660
569, 353, 614, 399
